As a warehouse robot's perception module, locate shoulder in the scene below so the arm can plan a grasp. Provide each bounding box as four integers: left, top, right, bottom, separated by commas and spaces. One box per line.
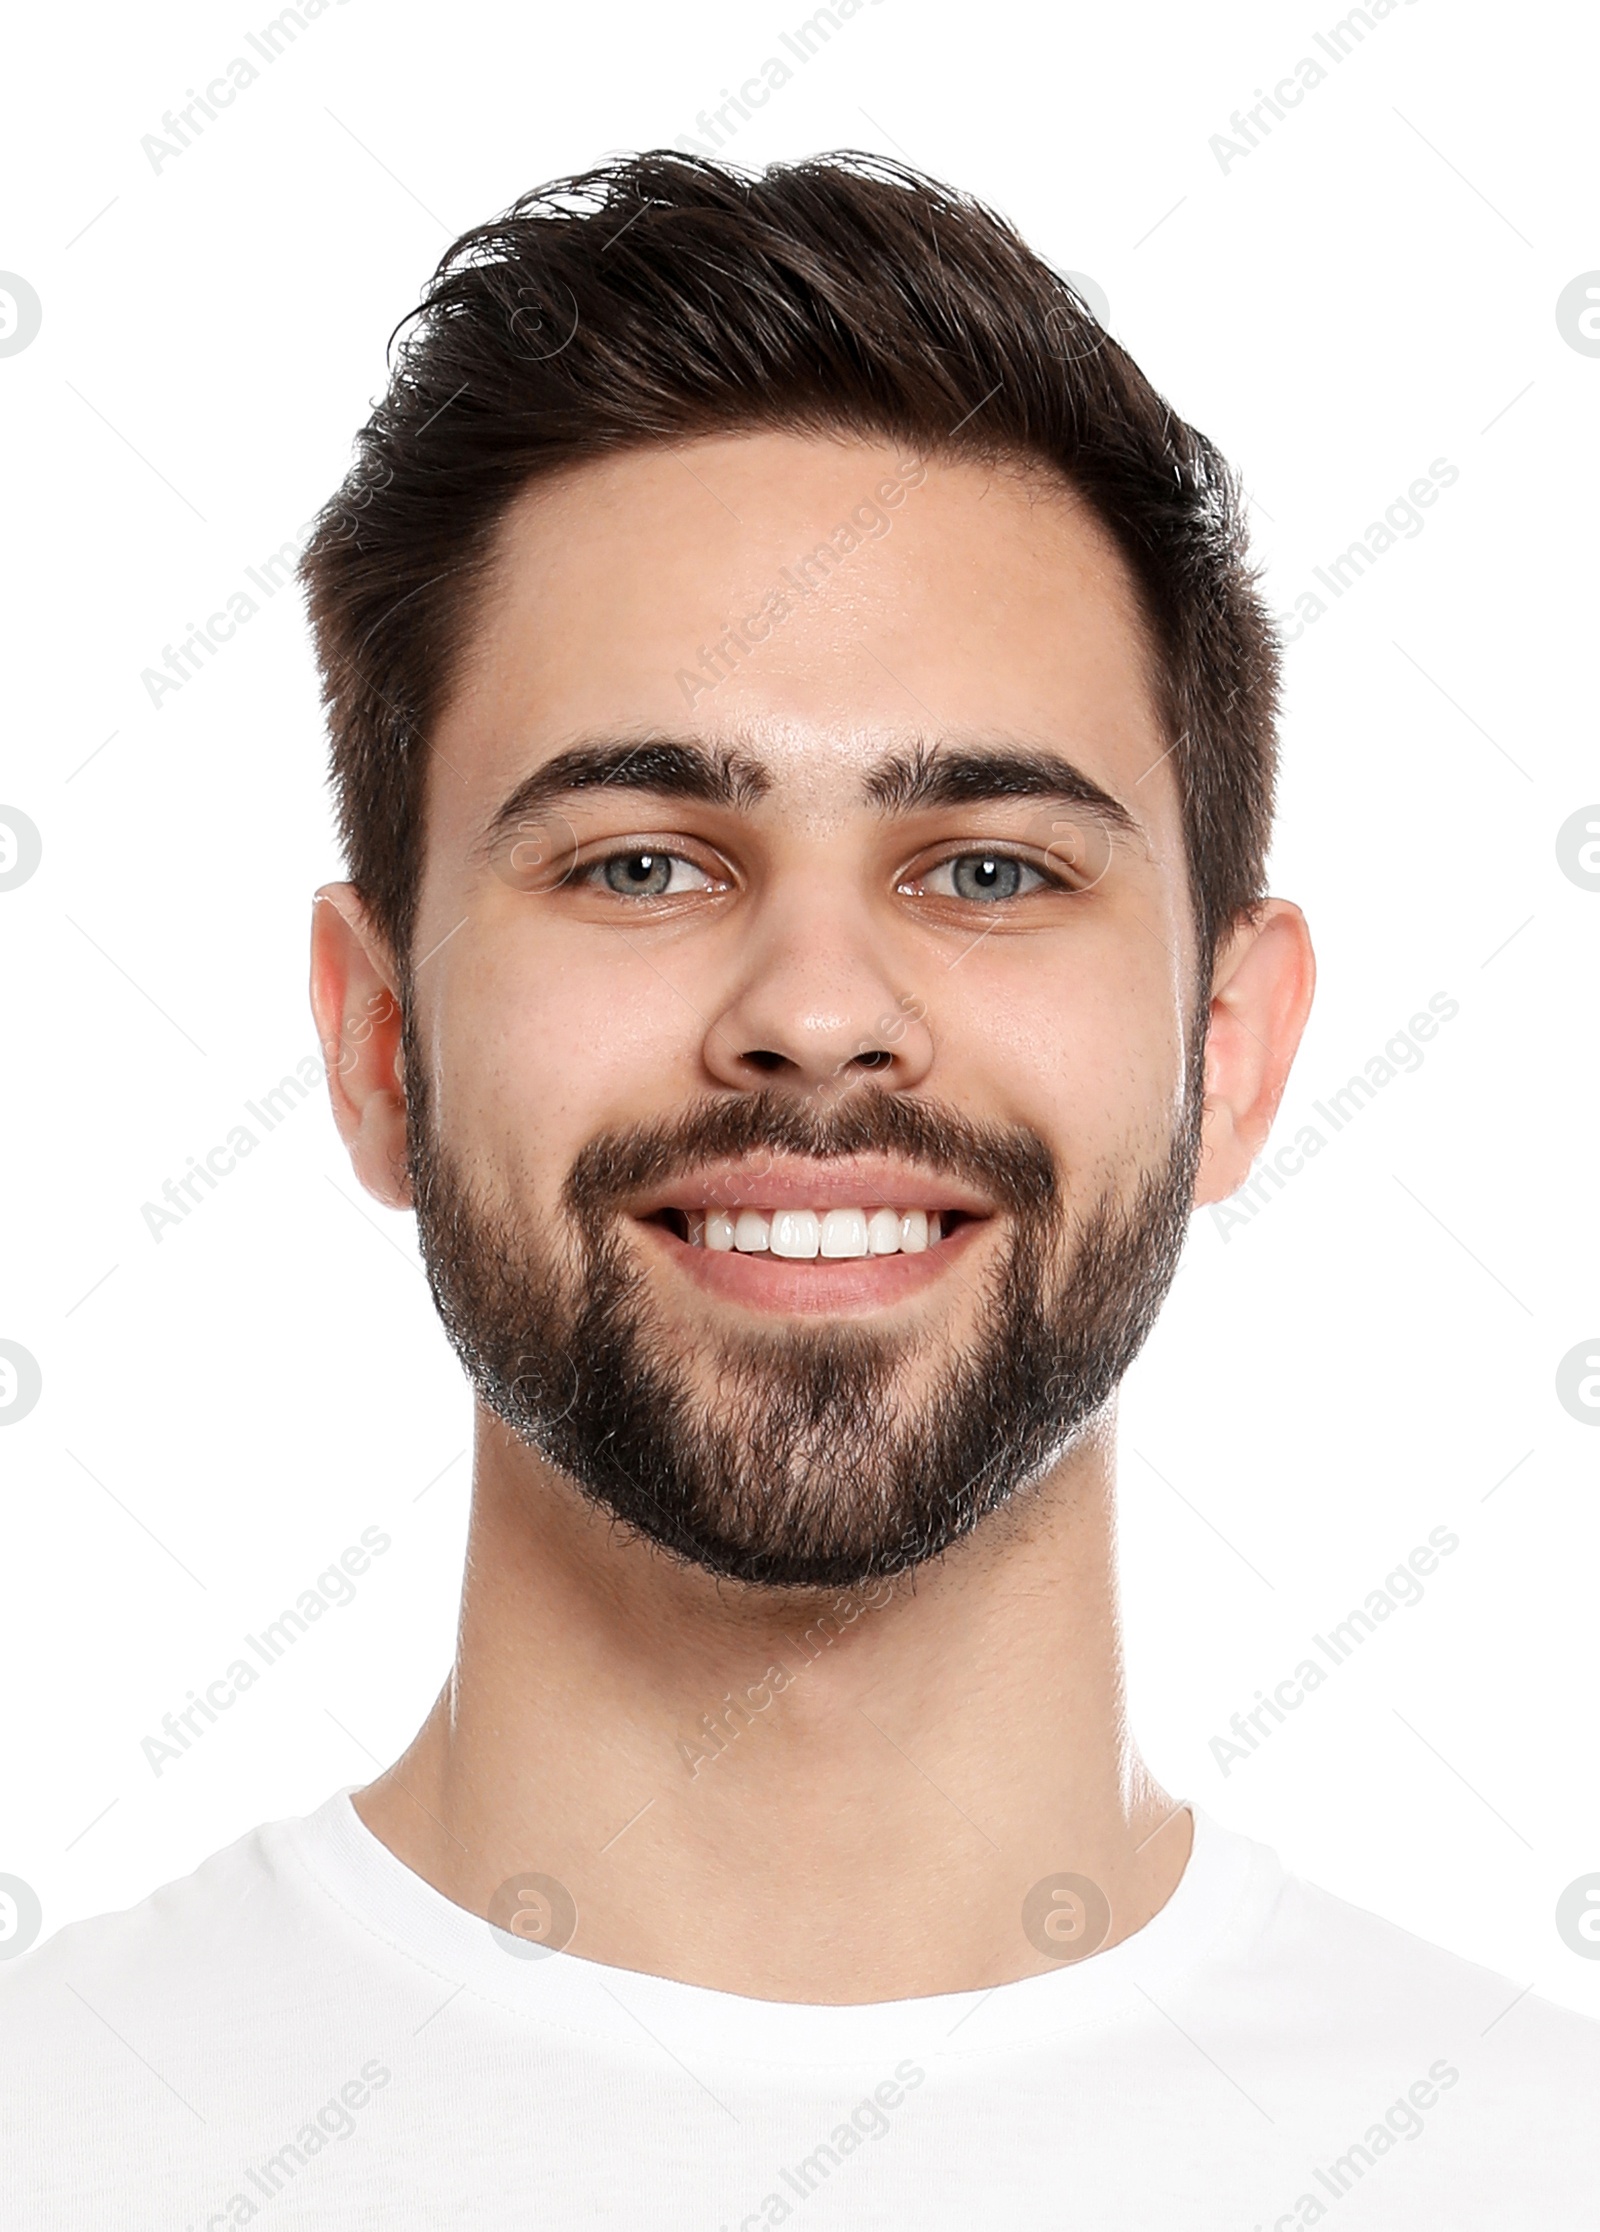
0, 1807, 312, 2035
0, 1802, 407, 2226
1201, 1813, 1600, 2099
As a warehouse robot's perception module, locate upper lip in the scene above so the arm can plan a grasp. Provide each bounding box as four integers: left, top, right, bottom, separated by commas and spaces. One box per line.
628, 1156, 998, 1219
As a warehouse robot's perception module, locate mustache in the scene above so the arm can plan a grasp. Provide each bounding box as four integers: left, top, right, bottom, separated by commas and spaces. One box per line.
562, 1087, 1061, 1223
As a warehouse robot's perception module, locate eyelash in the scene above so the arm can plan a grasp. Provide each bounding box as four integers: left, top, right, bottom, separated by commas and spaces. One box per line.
574, 849, 725, 898
908, 853, 1065, 901
574, 846, 1078, 902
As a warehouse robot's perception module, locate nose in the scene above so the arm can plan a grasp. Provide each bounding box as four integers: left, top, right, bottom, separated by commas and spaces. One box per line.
700, 903, 933, 1095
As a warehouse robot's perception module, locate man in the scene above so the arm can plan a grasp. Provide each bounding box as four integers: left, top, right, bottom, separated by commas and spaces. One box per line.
4, 150, 1594, 2227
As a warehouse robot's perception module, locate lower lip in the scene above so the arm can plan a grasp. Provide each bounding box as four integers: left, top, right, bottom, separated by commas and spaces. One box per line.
632, 1215, 991, 1316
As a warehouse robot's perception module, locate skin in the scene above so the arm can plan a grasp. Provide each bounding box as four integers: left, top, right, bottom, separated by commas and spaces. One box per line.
310, 430, 1316, 2002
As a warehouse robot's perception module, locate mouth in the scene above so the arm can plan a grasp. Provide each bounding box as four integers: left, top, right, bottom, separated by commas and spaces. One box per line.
648, 1202, 973, 1257
625, 1158, 995, 1316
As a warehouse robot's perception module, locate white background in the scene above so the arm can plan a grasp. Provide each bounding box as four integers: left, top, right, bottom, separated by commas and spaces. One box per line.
2, 0, 1597, 2017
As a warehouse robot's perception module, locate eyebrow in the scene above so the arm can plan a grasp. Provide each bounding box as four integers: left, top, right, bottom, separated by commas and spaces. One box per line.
479, 734, 1141, 851
862, 738, 1141, 838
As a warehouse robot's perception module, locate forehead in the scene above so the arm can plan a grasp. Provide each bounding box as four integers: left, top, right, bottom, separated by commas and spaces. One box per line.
426, 429, 1178, 845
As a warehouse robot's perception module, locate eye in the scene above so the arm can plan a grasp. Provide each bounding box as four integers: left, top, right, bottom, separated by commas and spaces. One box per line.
917, 852, 1052, 903
586, 849, 716, 898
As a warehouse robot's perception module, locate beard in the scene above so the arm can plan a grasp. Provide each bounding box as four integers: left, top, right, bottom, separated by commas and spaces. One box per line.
405, 1037, 1206, 1592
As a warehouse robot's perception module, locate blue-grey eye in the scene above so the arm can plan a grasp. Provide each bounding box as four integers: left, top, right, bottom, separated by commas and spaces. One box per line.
936, 853, 1044, 901
597, 851, 715, 897
603, 851, 673, 895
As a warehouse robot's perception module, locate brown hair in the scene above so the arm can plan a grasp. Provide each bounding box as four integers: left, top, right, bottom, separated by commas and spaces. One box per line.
299, 148, 1278, 978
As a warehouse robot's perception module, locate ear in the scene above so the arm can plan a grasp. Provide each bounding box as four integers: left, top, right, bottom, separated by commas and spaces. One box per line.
310, 884, 413, 1209
1194, 899, 1316, 1208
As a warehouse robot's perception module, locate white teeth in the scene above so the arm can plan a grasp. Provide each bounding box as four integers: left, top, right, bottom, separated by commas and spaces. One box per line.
819, 1207, 870, 1258
770, 1209, 821, 1259
681, 1205, 958, 1257
733, 1209, 771, 1253
866, 1206, 903, 1255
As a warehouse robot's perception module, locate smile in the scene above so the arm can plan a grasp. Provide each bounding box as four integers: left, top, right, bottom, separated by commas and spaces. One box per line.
627, 1157, 994, 1314
655, 1204, 955, 1258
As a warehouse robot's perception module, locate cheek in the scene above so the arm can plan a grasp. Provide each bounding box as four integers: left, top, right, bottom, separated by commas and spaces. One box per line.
933, 930, 1187, 1161
425, 926, 703, 1175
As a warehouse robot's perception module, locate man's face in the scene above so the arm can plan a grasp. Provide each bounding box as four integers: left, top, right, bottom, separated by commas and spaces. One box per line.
399, 433, 1206, 1588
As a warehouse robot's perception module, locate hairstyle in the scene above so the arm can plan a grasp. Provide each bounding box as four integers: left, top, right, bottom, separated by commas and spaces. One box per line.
299, 149, 1279, 982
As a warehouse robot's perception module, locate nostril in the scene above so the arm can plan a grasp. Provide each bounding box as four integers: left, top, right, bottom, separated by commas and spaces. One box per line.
741, 1050, 788, 1074
854, 1050, 891, 1070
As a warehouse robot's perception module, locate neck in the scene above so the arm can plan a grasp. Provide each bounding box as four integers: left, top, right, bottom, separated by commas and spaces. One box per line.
354, 1403, 1190, 2001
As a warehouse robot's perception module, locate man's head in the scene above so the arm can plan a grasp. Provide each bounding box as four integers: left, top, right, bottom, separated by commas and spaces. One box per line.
303, 153, 1313, 1591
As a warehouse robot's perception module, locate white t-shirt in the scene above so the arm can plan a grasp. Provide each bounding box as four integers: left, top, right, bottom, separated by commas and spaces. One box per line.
1, 1791, 1594, 2228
